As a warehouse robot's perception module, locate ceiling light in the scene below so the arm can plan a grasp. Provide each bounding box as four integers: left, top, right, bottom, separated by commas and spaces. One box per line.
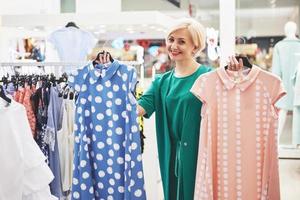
95, 29, 106, 34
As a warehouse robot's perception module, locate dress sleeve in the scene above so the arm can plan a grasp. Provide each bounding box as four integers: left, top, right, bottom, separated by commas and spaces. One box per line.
271, 45, 282, 78
47, 32, 57, 49
271, 78, 286, 105
137, 77, 158, 118
190, 74, 208, 103
68, 66, 89, 93
271, 77, 286, 115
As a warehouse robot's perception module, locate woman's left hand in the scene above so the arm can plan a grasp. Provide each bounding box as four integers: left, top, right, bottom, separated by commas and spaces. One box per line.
227, 56, 243, 71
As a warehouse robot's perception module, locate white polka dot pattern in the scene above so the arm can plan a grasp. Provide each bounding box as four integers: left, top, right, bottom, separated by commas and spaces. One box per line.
69, 63, 146, 199
193, 66, 282, 200
222, 86, 229, 200
235, 88, 242, 199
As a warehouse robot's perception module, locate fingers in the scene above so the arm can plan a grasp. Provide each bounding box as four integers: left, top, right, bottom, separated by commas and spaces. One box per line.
103, 51, 108, 63
106, 52, 110, 63
228, 56, 232, 70
238, 58, 244, 70
233, 56, 239, 71
99, 52, 104, 63
232, 56, 239, 66
227, 56, 243, 71
228, 56, 236, 71
103, 51, 111, 63
98, 51, 110, 64
227, 61, 231, 69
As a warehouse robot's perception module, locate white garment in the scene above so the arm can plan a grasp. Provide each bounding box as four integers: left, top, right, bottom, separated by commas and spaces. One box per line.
48, 27, 97, 73
0, 100, 57, 200
292, 62, 300, 145
272, 38, 300, 110
293, 62, 300, 106
57, 99, 75, 192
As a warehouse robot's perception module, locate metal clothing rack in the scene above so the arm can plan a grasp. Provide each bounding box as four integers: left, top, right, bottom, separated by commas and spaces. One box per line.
0, 61, 144, 67
0, 61, 145, 87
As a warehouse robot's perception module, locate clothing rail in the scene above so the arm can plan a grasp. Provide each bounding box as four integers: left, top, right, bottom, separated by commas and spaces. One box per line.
0, 61, 145, 87
0, 61, 143, 67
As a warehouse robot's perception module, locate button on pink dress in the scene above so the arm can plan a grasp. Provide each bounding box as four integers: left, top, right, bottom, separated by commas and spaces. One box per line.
191, 66, 286, 200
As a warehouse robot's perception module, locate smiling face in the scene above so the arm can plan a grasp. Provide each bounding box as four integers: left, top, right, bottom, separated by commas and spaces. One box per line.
166, 28, 197, 62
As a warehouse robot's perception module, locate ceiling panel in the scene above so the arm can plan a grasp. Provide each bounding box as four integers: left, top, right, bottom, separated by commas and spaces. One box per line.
196, 0, 300, 9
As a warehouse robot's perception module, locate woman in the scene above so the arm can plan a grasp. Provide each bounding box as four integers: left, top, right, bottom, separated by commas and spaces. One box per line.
137, 18, 209, 200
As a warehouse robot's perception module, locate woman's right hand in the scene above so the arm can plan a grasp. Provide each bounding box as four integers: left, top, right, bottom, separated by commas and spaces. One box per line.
97, 51, 111, 64
227, 55, 243, 71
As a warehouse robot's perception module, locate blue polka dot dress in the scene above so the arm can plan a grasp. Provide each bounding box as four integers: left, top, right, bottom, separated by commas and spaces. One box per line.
69, 61, 146, 200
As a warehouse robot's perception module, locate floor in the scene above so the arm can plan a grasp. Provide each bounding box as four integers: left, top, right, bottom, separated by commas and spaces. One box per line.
278, 114, 300, 200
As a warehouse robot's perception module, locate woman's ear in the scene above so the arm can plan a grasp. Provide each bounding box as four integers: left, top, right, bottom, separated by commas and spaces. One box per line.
192, 46, 198, 55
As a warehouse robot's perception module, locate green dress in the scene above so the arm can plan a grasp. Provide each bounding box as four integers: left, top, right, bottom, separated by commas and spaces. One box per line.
138, 66, 211, 200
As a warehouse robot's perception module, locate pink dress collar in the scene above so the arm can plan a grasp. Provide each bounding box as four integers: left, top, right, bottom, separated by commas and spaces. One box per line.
216, 65, 261, 91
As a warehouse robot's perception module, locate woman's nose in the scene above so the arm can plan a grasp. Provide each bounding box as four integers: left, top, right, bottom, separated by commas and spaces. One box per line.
170, 42, 178, 50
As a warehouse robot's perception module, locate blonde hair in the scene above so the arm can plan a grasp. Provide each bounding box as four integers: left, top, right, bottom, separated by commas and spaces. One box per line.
166, 18, 206, 55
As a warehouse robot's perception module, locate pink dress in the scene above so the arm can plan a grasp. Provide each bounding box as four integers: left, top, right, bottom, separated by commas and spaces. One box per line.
14, 87, 36, 137
190, 66, 285, 200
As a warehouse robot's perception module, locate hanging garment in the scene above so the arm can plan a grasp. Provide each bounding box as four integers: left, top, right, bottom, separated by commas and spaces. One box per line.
48, 27, 97, 73
46, 86, 64, 198
191, 66, 285, 200
272, 38, 300, 110
22, 86, 36, 136
32, 87, 50, 164
69, 61, 146, 200
138, 66, 211, 200
293, 62, 300, 145
57, 99, 75, 192
0, 100, 57, 200
14, 87, 25, 103
14, 86, 37, 136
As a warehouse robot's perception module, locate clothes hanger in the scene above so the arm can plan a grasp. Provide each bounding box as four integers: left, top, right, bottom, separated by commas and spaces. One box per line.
65, 22, 79, 29
225, 55, 252, 69
236, 55, 252, 68
92, 51, 114, 67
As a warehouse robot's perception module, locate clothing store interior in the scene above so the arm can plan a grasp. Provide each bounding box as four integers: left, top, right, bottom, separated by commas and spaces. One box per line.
1, 0, 300, 199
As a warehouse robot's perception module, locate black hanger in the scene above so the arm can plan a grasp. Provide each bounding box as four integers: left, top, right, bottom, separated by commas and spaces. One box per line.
92, 51, 114, 67
236, 55, 252, 68
0, 85, 11, 104
225, 55, 252, 69
65, 22, 79, 29
49, 74, 57, 87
